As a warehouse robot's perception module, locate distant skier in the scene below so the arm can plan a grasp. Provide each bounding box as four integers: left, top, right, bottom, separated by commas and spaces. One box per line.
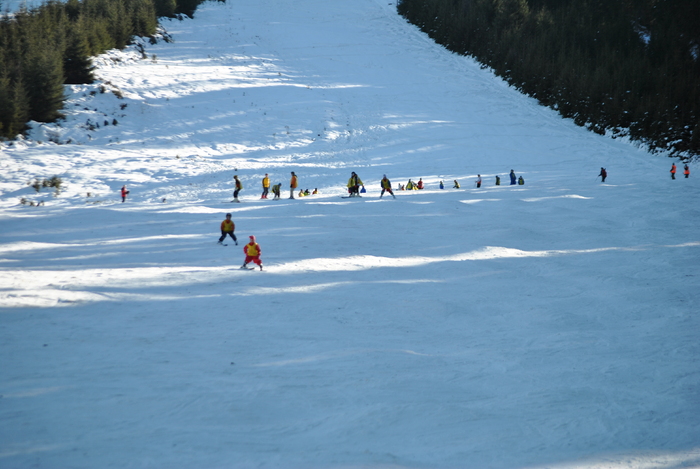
670, 163, 676, 180
406, 179, 416, 190
120, 185, 129, 203
475, 175, 482, 188
684, 164, 690, 178
241, 235, 263, 270
598, 167, 607, 182
495, 175, 500, 186
312, 188, 319, 194
510, 170, 517, 185
271, 183, 281, 200
439, 180, 444, 189
232, 175, 242, 202
289, 172, 298, 199
417, 178, 424, 189
261, 173, 270, 199
218, 213, 238, 245
518, 175, 525, 185
453, 180, 460, 188
380, 175, 396, 199
347, 172, 363, 197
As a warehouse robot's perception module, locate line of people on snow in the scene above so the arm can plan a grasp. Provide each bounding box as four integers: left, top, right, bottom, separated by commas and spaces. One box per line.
119, 163, 691, 203
227, 169, 529, 203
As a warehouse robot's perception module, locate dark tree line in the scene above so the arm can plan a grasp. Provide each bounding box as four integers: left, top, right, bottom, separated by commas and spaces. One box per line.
397, 0, 700, 159
0, 0, 214, 139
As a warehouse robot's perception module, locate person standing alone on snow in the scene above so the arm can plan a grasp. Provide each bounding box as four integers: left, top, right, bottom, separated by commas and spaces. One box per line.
289, 172, 298, 199
242, 235, 263, 270
670, 163, 677, 179
232, 175, 243, 202
261, 173, 270, 199
121, 185, 129, 203
475, 175, 482, 188
684, 164, 690, 178
599, 167, 607, 182
218, 213, 238, 245
380, 175, 396, 199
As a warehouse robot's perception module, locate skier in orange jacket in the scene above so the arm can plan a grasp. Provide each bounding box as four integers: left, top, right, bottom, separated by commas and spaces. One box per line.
289, 172, 298, 199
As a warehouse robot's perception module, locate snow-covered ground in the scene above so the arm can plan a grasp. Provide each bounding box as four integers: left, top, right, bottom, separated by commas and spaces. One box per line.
1, 0, 699, 467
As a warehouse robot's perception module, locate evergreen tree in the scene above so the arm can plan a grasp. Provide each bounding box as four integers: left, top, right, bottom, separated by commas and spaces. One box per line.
23, 39, 65, 122
64, 20, 94, 84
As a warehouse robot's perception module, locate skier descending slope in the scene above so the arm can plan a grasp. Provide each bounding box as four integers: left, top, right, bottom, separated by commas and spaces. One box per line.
218, 213, 237, 245
380, 175, 396, 199
241, 236, 263, 270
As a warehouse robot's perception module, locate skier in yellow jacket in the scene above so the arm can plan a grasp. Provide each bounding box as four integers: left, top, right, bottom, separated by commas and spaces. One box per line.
347, 172, 363, 197
380, 175, 396, 199
261, 173, 270, 199
218, 213, 237, 245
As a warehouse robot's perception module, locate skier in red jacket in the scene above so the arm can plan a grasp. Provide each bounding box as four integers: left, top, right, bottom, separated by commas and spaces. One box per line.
242, 236, 263, 270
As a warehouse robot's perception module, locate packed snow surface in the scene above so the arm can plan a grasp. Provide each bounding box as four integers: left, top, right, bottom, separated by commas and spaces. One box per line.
1, 0, 699, 467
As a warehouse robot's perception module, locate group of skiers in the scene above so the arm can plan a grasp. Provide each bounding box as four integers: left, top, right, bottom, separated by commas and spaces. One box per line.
670, 163, 690, 180
597, 163, 690, 182
209, 161, 690, 271
217, 212, 263, 270
225, 169, 532, 205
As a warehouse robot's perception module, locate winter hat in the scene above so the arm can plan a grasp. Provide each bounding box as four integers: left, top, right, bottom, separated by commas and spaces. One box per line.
249, 235, 256, 242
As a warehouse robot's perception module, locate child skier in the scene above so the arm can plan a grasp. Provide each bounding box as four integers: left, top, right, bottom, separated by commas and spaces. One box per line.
242, 235, 263, 270
272, 183, 281, 200
380, 175, 396, 199
218, 213, 238, 245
